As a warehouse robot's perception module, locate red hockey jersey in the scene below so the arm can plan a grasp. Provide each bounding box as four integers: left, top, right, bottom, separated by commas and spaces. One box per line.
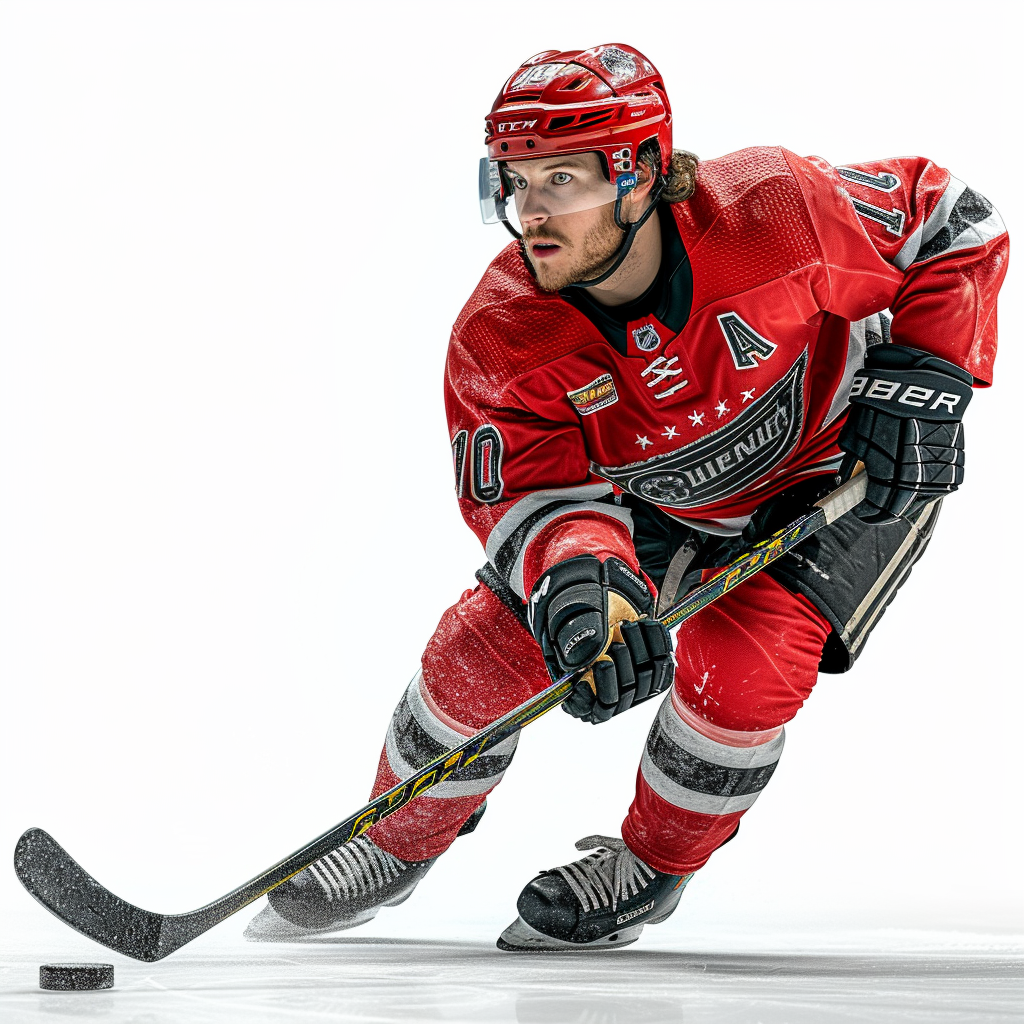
445, 147, 1008, 600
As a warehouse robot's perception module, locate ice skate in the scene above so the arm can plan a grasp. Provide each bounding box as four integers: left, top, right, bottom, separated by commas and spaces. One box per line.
497, 836, 692, 952
245, 802, 486, 941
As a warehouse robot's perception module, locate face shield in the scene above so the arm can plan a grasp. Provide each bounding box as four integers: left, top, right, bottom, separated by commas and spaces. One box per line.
479, 156, 638, 238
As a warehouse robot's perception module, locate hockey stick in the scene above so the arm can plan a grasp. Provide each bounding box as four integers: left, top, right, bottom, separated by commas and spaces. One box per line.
14, 471, 866, 962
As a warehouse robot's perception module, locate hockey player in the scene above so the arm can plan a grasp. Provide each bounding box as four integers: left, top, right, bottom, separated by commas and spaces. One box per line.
246, 44, 1007, 950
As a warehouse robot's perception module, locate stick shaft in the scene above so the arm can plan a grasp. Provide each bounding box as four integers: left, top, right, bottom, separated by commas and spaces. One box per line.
159, 474, 870, 914
14, 472, 866, 959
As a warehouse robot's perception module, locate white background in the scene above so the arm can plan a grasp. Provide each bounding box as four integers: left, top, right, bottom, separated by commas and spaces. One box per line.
0, 0, 1020, 957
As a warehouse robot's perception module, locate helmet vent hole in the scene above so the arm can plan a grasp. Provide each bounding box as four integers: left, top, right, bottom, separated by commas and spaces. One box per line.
547, 108, 615, 132
562, 76, 589, 91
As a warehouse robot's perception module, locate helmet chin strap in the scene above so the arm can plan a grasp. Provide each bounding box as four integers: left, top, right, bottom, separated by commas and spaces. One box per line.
511, 180, 666, 291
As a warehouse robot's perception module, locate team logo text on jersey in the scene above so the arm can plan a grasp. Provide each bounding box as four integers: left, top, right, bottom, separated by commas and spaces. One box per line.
567, 374, 619, 416
593, 350, 808, 509
632, 322, 662, 352
718, 313, 779, 370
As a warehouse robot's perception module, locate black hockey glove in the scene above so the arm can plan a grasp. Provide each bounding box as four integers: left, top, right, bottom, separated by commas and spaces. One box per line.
528, 555, 675, 725
838, 344, 973, 525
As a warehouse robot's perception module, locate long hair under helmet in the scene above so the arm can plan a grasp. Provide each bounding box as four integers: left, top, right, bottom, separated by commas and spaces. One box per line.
479, 44, 672, 288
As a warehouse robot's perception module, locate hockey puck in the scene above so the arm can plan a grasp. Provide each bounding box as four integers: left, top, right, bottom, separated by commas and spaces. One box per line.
39, 963, 114, 991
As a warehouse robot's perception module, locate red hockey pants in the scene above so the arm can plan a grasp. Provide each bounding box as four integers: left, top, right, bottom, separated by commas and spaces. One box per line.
367, 571, 830, 875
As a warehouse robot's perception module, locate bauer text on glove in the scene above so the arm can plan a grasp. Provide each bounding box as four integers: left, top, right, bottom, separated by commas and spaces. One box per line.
838, 344, 973, 524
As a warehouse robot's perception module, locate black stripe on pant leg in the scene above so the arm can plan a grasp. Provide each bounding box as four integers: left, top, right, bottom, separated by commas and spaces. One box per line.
646, 729, 780, 798
391, 694, 515, 780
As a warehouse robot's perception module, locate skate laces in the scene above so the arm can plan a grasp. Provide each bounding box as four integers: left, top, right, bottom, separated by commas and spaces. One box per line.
549, 835, 657, 913
306, 836, 407, 902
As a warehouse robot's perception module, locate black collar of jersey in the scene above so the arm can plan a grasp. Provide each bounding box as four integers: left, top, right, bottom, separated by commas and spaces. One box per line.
559, 203, 692, 356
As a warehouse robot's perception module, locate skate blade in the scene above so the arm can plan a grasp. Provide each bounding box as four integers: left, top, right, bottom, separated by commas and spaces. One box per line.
496, 915, 644, 952
243, 902, 379, 942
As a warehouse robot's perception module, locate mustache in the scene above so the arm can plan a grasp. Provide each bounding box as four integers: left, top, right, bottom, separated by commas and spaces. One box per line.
523, 228, 570, 246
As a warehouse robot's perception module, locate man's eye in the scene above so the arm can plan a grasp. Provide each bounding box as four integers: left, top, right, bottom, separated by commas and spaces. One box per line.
552, 172, 572, 185
510, 174, 528, 190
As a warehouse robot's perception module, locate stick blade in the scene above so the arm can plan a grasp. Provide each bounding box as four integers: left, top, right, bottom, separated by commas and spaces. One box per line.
15, 828, 166, 962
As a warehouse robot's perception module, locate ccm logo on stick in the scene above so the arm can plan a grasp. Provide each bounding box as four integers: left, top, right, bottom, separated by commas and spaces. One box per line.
849, 375, 962, 413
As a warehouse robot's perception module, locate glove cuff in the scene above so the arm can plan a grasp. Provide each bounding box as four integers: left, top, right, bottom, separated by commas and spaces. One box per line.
863, 344, 974, 385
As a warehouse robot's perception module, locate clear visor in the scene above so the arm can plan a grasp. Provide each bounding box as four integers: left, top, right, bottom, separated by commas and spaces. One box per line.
479, 157, 637, 236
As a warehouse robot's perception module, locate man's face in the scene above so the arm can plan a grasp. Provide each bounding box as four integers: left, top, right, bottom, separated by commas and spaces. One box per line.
504, 153, 623, 291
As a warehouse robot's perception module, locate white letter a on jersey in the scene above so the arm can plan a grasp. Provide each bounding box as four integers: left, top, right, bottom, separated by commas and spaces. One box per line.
717, 312, 778, 370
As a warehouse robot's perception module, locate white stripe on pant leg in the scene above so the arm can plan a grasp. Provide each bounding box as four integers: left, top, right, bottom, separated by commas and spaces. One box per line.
659, 692, 785, 770
383, 729, 507, 798
404, 671, 518, 758
639, 750, 764, 814
639, 692, 786, 815
382, 670, 518, 799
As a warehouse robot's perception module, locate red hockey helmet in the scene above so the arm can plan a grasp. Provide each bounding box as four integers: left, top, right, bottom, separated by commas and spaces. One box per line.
479, 44, 672, 229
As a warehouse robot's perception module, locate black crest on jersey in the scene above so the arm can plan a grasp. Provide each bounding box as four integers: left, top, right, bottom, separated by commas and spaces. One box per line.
718, 313, 778, 370
592, 350, 807, 510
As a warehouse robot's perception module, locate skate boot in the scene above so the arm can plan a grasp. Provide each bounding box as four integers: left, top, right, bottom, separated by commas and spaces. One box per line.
497, 835, 693, 951
245, 801, 486, 941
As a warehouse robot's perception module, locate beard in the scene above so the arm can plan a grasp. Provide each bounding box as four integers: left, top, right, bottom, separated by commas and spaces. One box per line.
523, 206, 623, 291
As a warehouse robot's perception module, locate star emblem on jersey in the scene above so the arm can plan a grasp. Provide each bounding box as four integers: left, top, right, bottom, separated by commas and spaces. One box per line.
641, 355, 688, 400
715, 400, 730, 418
662, 426, 678, 439
688, 411, 705, 427
635, 434, 653, 450
741, 388, 756, 403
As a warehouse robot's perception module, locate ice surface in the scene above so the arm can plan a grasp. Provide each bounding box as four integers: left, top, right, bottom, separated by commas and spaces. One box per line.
1, 910, 1020, 1023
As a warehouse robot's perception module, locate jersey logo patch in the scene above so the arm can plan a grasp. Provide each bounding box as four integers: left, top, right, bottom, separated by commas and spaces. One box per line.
591, 350, 807, 510
567, 374, 619, 416
632, 322, 662, 352
718, 312, 778, 370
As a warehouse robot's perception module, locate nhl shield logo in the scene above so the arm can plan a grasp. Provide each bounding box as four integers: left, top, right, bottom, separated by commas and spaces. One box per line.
632, 322, 662, 352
